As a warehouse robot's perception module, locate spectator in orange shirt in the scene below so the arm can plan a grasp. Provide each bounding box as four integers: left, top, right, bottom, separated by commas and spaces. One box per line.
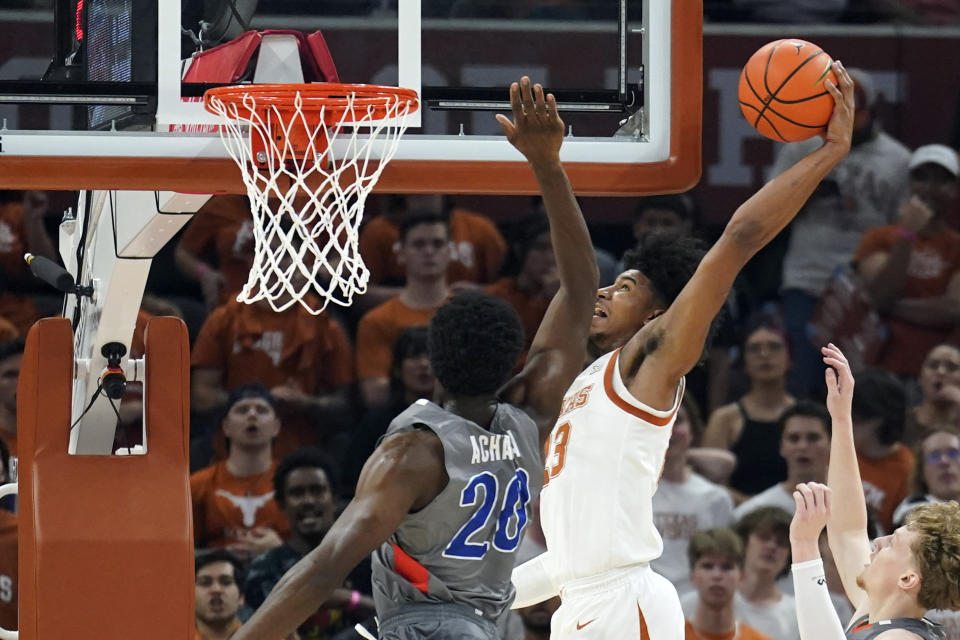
191, 286, 354, 458
854, 144, 960, 378
850, 368, 915, 532
0, 339, 23, 458
358, 195, 506, 304
684, 529, 772, 640
175, 195, 255, 310
485, 213, 557, 363
191, 385, 290, 559
355, 211, 451, 407
0, 436, 17, 632
195, 550, 246, 640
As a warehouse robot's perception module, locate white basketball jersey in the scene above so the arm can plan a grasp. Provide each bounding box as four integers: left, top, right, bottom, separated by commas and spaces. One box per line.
539, 348, 685, 587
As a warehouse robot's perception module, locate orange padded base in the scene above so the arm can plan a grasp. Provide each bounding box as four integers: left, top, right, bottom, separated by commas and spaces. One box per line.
17, 317, 194, 639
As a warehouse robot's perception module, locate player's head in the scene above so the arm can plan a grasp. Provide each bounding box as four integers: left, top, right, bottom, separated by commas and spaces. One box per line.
0, 338, 24, 413
194, 550, 245, 627
919, 344, 960, 407
910, 429, 960, 501
428, 290, 524, 398
908, 144, 959, 217
735, 506, 792, 580
779, 401, 831, 485
274, 448, 339, 544
851, 368, 907, 448
858, 501, 960, 612
631, 194, 696, 243
389, 326, 434, 401
591, 231, 708, 353
398, 210, 451, 281
666, 394, 705, 460
220, 384, 281, 450
742, 313, 791, 386
688, 528, 745, 609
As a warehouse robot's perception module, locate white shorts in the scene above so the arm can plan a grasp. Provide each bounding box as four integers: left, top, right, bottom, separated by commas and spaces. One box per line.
551, 564, 684, 640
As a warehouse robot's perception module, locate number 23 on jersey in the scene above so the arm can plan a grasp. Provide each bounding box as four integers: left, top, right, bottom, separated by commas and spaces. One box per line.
543, 421, 571, 487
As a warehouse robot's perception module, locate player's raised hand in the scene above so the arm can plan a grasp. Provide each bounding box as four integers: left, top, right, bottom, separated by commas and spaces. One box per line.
821, 60, 855, 153
496, 76, 565, 168
822, 342, 854, 421
790, 482, 832, 548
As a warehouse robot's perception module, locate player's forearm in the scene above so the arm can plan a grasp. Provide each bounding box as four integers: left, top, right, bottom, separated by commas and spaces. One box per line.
826, 415, 868, 538
511, 551, 558, 609
724, 143, 846, 255
233, 553, 342, 640
531, 161, 599, 306
792, 559, 848, 640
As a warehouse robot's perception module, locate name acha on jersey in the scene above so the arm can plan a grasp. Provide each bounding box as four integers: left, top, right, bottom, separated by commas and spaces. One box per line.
469, 431, 523, 464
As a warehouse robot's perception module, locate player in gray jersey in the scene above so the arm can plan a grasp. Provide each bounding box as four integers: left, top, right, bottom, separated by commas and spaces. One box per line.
233, 77, 599, 640
788, 346, 960, 640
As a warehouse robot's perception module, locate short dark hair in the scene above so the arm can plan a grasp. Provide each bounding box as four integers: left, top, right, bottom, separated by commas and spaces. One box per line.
0, 338, 25, 363
621, 231, 706, 309
688, 527, 744, 569
735, 506, 793, 577
195, 549, 246, 590
780, 400, 832, 438
428, 291, 524, 396
390, 326, 430, 392
742, 312, 790, 354
399, 210, 449, 243
851, 368, 907, 446
621, 231, 717, 364
273, 447, 340, 508
224, 383, 277, 415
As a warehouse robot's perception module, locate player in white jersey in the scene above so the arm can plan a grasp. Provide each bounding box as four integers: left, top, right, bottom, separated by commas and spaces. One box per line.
507, 62, 857, 639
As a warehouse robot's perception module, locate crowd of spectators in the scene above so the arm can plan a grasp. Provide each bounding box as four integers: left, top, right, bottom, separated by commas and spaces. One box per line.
2, 62, 960, 638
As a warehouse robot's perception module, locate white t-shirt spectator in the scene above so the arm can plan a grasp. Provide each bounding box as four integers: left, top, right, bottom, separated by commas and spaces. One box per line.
734, 483, 796, 521
652, 471, 735, 597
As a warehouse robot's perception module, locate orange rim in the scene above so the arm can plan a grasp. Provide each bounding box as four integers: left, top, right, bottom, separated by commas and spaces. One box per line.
203, 82, 419, 119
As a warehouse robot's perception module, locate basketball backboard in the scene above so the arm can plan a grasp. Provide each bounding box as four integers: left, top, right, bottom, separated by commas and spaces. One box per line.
0, 0, 701, 196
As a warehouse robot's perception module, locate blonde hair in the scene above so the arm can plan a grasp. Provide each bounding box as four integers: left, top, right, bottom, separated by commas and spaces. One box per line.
906, 501, 960, 611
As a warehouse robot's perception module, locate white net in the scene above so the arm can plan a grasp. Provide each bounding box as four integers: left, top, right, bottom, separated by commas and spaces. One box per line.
205, 86, 417, 314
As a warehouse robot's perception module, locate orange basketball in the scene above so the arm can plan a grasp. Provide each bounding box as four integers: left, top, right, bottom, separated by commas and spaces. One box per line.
738, 39, 838, 143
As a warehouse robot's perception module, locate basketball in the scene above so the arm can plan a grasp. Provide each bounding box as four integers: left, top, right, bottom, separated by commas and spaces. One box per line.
738, 39, 838, 143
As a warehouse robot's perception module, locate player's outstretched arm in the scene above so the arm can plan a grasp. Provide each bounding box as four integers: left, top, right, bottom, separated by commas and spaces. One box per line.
231, 432, 443, 640
790, 482, 848, 640
821, 343, 871, 612
496, 77, 598, 439
625, 63, 855, 392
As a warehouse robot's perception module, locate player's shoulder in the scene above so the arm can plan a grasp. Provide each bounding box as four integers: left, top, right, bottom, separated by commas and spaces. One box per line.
872, 630, 933, 640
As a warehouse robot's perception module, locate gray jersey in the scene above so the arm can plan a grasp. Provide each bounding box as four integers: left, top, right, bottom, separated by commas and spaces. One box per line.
371, 399, 542, 630
846, 615, 946, 640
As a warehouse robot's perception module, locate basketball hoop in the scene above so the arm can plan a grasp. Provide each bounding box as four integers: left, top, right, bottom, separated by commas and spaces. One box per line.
203, 83, 419, 314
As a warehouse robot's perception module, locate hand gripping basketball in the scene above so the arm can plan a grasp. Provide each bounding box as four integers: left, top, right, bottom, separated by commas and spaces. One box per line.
496, 76, 565, 168
821, 61, 855, 153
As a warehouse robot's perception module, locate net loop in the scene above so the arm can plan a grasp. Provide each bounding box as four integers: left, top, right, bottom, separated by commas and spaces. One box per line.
204, 83, 419, 314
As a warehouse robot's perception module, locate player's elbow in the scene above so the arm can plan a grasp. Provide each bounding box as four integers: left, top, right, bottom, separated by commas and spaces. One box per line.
723, 217, 766, 254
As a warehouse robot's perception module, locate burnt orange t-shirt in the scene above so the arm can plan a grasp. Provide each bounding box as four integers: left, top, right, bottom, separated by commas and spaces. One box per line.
484, 276, 551, 362
190, 461, 289, 549
191, 298, 354, 393
0, 511, 17, 632
359, 208, 507, 286
355, 297, 437, 380
684, 620, 771, 640
858, 444, 915, 532
194, 619, 242, 640
854, 225, 960, 375
179, 195, 255, 303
